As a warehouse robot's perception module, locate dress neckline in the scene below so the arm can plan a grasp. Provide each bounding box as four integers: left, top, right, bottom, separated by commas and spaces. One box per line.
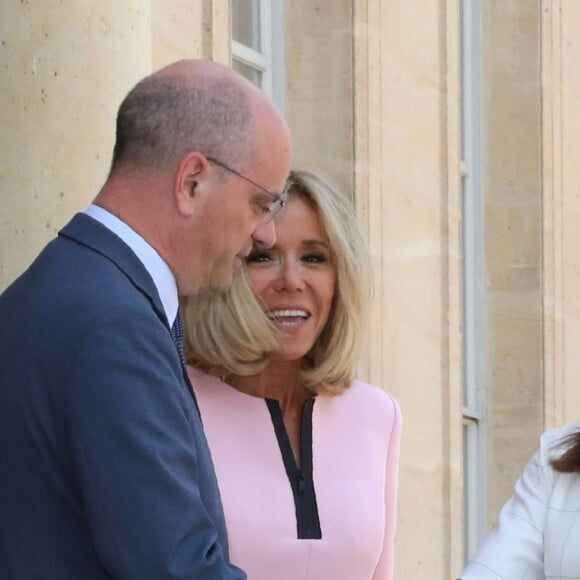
266, 398, 322, 540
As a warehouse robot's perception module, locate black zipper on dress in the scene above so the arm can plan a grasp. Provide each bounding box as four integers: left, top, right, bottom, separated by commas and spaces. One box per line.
266, 398, 322, 540
298, 470, 306, 495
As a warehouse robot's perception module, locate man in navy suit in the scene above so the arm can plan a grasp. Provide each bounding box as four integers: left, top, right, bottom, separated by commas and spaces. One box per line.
0, 59, 292, 579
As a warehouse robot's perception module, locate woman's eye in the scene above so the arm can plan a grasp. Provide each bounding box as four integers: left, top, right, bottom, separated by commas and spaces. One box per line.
246, 251, 272, 264
302, 252, 327, 264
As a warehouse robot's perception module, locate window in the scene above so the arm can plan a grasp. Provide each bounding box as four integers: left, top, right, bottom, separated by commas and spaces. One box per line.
231, 0, 284, 109
460, 0, 485, 562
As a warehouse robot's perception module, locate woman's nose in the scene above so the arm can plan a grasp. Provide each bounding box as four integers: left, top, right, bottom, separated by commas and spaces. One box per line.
273, 260, 305, 292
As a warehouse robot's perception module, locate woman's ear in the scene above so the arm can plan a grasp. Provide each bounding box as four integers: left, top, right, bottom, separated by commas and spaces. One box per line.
173, 152, 208, 216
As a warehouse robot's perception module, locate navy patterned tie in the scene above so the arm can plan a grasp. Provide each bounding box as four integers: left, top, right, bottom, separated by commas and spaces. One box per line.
170, 308, 186, 366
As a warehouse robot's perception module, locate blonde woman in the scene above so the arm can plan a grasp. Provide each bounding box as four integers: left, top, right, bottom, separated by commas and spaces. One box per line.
184, 170, 402, 580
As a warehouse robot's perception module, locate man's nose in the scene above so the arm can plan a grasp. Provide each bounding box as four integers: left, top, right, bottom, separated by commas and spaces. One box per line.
252, 219, 276, 249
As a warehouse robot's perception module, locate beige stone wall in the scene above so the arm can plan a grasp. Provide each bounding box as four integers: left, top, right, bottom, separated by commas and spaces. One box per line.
331, 1, 463, 577
482, 1, 544, 527
558, 1, 580, 423
1, 1, 465, 577
543, 0, 580, 428
6, 1, 580, 578
542, 0, 565, 430
151, 0, 204, 67
285, 2, 464, 575
0, 0, 232, 292
0, 0, 152, 290
150, 0, 231, 68
285, 0, 354, 197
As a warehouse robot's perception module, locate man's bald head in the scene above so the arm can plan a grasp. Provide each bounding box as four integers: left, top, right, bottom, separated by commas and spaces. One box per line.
111, 60, 259, 174
98, 59, 292, 296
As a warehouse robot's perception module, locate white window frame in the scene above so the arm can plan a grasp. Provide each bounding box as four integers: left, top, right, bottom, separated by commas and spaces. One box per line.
232, 0, 285, 110
461, 0, 486, 562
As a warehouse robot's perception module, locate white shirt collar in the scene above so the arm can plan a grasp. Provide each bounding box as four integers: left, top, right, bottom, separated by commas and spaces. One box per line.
85, 204, 178, 326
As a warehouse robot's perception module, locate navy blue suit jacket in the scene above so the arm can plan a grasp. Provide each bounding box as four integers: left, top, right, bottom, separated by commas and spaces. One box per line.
0, 214, 245, 579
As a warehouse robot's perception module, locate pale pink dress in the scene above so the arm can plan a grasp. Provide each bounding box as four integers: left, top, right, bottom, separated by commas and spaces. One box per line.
189, 368, 402, 580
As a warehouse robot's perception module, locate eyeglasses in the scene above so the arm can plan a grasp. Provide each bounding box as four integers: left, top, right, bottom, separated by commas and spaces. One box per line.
206, 156, 288, 223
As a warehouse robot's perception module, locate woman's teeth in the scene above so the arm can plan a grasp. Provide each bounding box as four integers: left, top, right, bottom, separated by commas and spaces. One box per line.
267, 309, 309, 320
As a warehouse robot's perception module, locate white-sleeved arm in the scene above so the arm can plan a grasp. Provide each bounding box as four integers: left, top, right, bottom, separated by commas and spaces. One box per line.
459, 431, 558, 580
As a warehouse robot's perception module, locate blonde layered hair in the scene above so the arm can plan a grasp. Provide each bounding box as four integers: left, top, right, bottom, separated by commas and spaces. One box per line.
183, 169, 372, 395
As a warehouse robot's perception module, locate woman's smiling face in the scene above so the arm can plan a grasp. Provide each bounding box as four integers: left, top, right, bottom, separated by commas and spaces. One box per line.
245, 195, 337, 361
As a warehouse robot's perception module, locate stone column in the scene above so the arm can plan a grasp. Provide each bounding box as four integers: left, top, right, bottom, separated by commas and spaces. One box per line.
353, 1, 463, 577
0, 0, 151, 289
482, 0, 543, 528
284, 0, 354, 197
543, 0, 580, 426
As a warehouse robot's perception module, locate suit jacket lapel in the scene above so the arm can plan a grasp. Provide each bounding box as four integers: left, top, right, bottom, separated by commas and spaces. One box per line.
60, 213, 202, 416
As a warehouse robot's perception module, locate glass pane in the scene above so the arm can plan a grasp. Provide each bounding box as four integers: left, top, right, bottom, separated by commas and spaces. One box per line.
232, 0, 261, 51
461, 172, 469, 407
233, 59, 263, 88
463, 422, 470, 562
463, 418, 482, 563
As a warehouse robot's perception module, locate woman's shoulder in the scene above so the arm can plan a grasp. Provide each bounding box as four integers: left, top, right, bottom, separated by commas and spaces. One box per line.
347, 380, 400, 404
186, 366, 269, 426
186, 366, 236, 401
187, 366, 217, 386
539, 422, 580, 463
330, 380, 402, 428
541, 422, 580, 443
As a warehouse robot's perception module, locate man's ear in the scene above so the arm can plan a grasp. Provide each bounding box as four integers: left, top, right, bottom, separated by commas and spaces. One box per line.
173, 152, 208, 216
